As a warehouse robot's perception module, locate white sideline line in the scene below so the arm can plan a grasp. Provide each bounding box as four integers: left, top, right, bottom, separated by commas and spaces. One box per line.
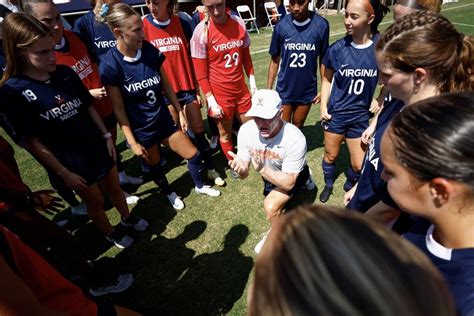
250, 2, 474, 55
452, 22, 474, 27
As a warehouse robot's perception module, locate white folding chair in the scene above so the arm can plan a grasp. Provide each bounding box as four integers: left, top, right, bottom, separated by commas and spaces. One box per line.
264, 2, 281, 30
236, 5, 260, 34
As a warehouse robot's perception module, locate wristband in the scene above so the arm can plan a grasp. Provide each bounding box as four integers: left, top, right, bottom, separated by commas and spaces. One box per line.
103, 132, 112, 139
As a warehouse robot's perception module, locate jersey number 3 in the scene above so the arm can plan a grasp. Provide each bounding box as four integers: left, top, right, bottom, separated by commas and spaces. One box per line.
289, 53, 306, 68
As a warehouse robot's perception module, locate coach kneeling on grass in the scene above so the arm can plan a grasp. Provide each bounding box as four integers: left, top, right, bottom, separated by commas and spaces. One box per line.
228, 89, 315, 254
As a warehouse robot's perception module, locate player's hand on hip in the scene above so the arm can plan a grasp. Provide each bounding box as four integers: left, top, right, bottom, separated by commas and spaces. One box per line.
207, 95, 224, 119
227, 151, 246, 175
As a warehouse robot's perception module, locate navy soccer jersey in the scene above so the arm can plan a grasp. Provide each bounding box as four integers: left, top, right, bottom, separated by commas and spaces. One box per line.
100, 41, 175, 146
0, 65, 113, 183
347, 98, 404, 212
323, 35, 379, 124
73, 11, 116, 64
404, 219, 474, 316
269, 12, 329, 104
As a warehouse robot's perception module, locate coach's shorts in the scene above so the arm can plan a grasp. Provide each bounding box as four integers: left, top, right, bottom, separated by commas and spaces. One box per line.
262, 165, 310, 197
163, 90, 198, 107
322, 118, 368, 139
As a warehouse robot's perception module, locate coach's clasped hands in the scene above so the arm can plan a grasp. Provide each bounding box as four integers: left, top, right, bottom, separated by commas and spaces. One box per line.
228, 151, 245, 176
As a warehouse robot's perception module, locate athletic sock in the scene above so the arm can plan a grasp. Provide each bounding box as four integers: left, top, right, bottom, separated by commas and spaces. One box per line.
208, 114, 219, 136
322, 160, 336, 187
195, 132, 215, 170
187, 151, 204, 189
149, 163, 171, 195
344, 167, 361, 191
220, 140, 235, 161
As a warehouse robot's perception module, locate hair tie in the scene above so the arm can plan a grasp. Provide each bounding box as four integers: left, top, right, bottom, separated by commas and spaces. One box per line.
99, 3, 109, 18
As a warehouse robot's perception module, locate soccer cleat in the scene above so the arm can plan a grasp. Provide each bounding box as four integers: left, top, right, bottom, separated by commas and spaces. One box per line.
105, 230, 133, 249
71, 203, 88, 216
319, 185, 333, 203
120, 214, 148, 231
255, 230, 270, 254
195, 185, 221, 197
89, 273, 134, 297
207, 169, 225, 187
119, 173, 143, 185
210, 135, 219, 149
167, 192, 185, 210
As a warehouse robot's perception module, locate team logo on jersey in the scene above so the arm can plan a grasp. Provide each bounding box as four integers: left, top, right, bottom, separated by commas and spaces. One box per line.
124, 75, 160, 92
367, 133, 379, 171
150, 36, 183, 52
54, 94, 66, 104
212, 40, 243, 52
40, 97, 82, 121
338, 68, 377, 77
284, 43, 316, 51
94, 39, 116, 49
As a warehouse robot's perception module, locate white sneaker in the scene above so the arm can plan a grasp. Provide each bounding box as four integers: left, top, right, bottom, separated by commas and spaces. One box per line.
210, 135, 219, 149
255, 230, 270, 254
89, 273, 134, 297
123, 191, 140, 205
305, 168, 316, 191
207, 169, 225, 187
167, 192, 185, 210
71, 203, 88, 216
119, 173, 144, 185
195, 185, 221, 197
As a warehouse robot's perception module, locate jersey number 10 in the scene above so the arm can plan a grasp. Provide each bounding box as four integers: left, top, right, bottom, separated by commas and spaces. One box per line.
348, 79, 365, 95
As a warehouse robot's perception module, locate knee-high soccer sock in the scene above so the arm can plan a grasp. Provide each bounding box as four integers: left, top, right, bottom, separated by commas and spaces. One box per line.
208, 114, 219, 136
149, 163, 171, 195
220, 140, 235, 161
344, 167, 361, 191
322, 160, 336, 188
195, 132, 215, 170
187, 151, 204, 188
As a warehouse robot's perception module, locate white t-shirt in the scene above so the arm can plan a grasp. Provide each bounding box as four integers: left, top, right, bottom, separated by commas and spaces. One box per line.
237, 120, 307, 174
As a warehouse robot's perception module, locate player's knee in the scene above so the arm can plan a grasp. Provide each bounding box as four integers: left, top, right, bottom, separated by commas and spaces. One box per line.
324, 154, 337, 164
86, 195, 104, 214
263, 198, 283, 220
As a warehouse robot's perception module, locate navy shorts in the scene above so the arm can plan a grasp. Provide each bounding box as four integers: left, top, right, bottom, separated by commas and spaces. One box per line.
263, 165, 310, 197
322, 119, 368, 139
163, 90, 197, 107
137, 106, 178, 149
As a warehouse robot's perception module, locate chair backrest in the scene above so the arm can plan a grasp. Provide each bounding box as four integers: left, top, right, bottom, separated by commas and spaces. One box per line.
264, 1, 277, 11
236, 5, 255, 20
283, 0, 291, 14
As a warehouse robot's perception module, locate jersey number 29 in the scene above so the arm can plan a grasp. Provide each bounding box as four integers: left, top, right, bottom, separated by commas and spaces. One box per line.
224, 52, 239, 68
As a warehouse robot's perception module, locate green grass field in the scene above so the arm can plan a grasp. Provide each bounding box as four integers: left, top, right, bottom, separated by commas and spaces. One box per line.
2, 2, 473, 314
